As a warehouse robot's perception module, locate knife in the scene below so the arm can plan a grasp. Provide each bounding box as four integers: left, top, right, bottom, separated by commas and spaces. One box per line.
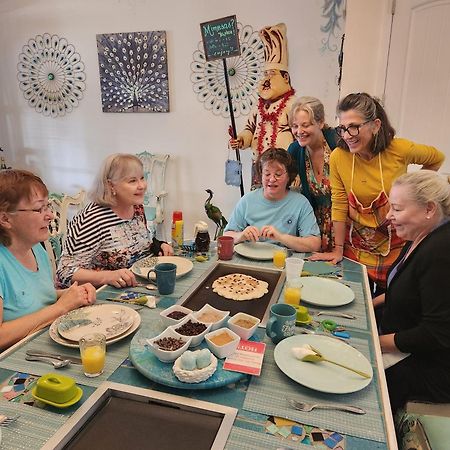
26, 350, 82, 365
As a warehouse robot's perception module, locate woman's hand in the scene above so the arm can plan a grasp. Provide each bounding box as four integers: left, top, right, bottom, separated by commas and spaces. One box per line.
308, 247, 344, 264
104, 268, 137, 288
229, 137, 243, 150
57, 282, 96, 312
260, 225, 282, 242
160, 243, 174, 256
238, 226, 260, 243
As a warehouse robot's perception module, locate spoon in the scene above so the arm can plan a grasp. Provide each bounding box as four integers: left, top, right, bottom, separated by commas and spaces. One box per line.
315, 311, 356, 320
25, 355, 71, 368
292, 345, 371, 378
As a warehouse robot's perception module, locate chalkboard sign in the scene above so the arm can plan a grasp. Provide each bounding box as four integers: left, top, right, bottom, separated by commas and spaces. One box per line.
200, 15, 241, 61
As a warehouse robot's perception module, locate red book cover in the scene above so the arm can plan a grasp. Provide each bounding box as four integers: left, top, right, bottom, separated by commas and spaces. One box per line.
223, 340, 266, 376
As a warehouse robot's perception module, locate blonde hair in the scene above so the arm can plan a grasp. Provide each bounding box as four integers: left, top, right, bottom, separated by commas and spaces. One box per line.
289, 96, 325, 127
91, 154, 144, 206
393, 170, 450, 218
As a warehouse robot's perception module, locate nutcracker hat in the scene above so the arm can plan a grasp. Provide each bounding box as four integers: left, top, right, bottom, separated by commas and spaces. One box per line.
259, 23, 289, 72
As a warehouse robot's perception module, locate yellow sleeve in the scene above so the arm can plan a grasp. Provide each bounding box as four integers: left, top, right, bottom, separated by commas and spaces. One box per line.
330, 149, 349, 222
401, 138, 445, 169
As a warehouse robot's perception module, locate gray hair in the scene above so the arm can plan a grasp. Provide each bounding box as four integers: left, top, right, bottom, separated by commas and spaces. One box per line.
91, 153, 144, 206
289, 96, 325, 127
393, 170, 450, 218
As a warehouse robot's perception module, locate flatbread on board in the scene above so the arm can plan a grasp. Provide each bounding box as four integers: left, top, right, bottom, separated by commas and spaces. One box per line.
212, 273, 269, 301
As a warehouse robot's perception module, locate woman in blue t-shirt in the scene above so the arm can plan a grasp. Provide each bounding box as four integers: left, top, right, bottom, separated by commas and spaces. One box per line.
0, 170, 96, 349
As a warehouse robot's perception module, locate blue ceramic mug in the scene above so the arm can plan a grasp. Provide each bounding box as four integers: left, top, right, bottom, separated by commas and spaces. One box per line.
265, 303, 296, 344
146, 263, 177, 295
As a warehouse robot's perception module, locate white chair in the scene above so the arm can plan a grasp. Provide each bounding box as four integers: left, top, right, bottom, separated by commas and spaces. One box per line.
136, 151, 169, 241
43, 190, 86, 280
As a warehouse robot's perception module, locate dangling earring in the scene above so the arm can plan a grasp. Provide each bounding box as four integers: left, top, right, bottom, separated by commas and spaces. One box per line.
111, 188, 116, 196
426, 216, 430, 219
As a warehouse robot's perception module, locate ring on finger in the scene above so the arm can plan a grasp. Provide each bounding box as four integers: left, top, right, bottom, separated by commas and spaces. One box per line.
119, 277, 125, 283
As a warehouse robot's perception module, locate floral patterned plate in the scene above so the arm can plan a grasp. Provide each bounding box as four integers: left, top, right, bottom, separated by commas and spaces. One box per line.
57, 304, 135, 342
131, 256, 194, 280
49, 308, 141, 348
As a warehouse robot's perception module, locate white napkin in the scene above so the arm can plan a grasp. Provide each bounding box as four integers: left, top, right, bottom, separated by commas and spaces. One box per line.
143, 295, 159, 308
383, 351, 411, 369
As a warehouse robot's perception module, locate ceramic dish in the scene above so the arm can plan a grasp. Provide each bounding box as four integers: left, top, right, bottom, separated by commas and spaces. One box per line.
32, 386, 83, 408
299, 276, 355, 307
234, 242, 285, 260
172, 350, 218, 383
274, 334, 373, 394
171, 314, 212, 348
205, 328, 240, 359
192, 304, 229, 331
49, 308, 141, 348
57, 304, 135, 342
131, 256, 194, 280
160, 305, 193, 327
147, 328, 192, 363
227, 312, 260, 340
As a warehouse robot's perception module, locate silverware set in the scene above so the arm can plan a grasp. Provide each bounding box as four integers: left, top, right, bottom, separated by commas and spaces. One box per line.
24, 349, 82, 368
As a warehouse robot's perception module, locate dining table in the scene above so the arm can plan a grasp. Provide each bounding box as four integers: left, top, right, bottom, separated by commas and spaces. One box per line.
0, 249, 397, 449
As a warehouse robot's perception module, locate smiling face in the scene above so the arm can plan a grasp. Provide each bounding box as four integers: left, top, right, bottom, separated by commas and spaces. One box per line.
262, 160, 289, 201
387, 184, 434, 242
110, 168, 147, 208
338, 110, 381, 159
291, 109, 324, 149
258, 69, 291, 101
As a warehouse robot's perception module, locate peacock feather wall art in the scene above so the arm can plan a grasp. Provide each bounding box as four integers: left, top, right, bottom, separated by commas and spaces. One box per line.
17, 34, 86, 118
96, 31, 169, 113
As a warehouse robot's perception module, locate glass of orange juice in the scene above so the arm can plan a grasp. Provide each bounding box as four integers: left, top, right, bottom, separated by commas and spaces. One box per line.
284, 278, 302, 306
273, 248, 288, 269
79, 333, 106, 377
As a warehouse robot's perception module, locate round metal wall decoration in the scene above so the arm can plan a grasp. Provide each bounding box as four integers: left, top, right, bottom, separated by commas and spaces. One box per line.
17, 33, 86, 117
190, 23, 264, 118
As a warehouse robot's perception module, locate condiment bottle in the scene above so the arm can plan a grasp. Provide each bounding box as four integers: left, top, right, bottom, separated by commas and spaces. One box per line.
171, 211, 183, 249
194, 221, 210, 253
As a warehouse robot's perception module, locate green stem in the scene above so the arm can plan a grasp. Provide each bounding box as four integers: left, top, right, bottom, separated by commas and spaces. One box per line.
323, 357, 371, 379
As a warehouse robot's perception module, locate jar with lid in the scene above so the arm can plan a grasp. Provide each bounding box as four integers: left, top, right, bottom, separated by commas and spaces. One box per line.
194, 221, 210, 253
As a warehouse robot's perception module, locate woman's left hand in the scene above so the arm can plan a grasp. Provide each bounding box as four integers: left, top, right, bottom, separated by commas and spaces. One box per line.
260, 225, 282, 242
160, 243, 174, 256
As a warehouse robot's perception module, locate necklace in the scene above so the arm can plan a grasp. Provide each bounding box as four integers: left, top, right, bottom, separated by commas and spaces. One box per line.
256, 89, 295, 155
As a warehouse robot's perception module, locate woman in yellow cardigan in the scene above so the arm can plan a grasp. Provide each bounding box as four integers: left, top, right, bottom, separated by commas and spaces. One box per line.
310, 93, 444, 293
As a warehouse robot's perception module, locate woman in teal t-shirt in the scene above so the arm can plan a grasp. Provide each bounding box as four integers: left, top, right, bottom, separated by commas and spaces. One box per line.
0, 170, 96, 350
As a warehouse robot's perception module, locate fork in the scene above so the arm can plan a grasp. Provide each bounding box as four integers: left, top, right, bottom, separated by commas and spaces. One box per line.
0, 414, 19, 426
288, 398, 365, 415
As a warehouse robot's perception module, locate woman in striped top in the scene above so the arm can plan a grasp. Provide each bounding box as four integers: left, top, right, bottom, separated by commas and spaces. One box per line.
57, 154, 172, 288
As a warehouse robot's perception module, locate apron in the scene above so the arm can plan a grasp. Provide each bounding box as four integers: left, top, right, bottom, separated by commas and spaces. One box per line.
344, 154, 404, 288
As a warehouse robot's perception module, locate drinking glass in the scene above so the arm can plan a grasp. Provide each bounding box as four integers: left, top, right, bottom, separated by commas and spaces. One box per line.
79, 333, 106, 377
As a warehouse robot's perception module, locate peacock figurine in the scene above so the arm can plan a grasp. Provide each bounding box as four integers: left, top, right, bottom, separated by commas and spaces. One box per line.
204, 189, 228, 240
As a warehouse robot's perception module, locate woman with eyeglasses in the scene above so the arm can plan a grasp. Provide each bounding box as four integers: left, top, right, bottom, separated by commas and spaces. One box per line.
57, 154, 173, 289
288, 97, 337, 252
310, 92, 444, 293
0, 170, 96, 349
224, 148, 321, 252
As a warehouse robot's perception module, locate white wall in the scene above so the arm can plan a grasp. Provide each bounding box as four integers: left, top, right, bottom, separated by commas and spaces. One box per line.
0, 0, 347, 239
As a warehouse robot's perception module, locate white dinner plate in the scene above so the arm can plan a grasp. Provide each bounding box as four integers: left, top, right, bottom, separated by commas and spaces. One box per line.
274, 334, 373, 394
131, 256, 194, 280
299, 276, 354, 307
57, 304, 135, 342
234, 242, 284, 260
50, 307, 141, 348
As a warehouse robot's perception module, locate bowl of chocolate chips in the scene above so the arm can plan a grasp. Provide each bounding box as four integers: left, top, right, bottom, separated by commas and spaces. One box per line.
147, 327, 192, 362
171, 314, 212, 347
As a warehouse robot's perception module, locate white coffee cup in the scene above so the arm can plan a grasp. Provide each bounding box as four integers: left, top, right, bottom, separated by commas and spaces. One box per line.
285, 257, 305, 281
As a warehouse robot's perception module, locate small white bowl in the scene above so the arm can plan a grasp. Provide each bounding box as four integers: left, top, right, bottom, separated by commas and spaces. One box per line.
228, 312, 260, 340
192, 304, 230, 331
171, 314, 212, 347
205, 327, 240, 359
160, 305, 193, 327
147, 327, 191, 363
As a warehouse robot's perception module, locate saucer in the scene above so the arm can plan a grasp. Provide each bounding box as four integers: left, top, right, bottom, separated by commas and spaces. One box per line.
31, 386, 83, 408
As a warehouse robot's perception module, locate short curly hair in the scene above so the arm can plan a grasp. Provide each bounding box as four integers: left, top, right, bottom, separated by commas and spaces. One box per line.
255, 148, 297, 187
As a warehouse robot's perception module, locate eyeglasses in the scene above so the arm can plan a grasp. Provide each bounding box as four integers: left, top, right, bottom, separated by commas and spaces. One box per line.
263, 171, 287, 180
335, 120, 372, 137
14, 203, 52, 214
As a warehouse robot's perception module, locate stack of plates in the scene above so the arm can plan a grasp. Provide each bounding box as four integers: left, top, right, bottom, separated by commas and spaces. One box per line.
49, 304, 141, 348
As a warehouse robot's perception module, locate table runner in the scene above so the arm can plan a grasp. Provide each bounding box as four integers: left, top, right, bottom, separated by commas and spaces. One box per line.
243, 337, 386, 443
0, 401, 67, 449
